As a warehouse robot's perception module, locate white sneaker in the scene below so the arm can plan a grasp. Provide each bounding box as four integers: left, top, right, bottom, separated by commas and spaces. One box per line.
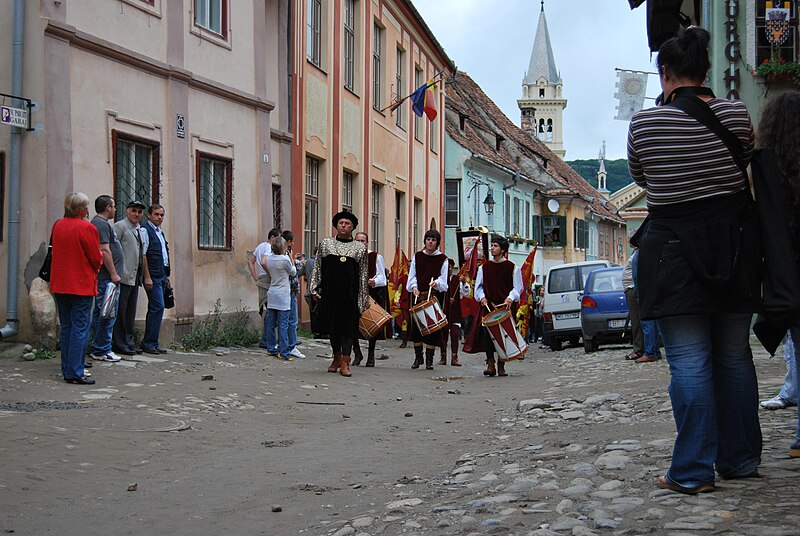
97, 351, 121, 362
289, 347, 305, 359
760, 395, 796, 410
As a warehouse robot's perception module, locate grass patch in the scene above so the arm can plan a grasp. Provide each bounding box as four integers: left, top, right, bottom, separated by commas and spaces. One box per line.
179, 299, 260, 351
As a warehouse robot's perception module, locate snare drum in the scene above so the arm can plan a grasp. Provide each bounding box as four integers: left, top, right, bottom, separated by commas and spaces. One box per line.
481, 308, 528, 362
359, 300, 392, 339
410, 296, 448, 336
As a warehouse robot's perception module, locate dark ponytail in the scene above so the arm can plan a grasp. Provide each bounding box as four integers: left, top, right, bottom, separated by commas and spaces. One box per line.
657, 26, 710, 82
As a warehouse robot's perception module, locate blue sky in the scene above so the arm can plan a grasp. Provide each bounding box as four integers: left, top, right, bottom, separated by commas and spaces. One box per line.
415, 0, 656, 160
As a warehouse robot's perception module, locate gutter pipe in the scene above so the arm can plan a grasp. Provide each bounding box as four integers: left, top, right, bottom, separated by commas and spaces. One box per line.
1, 0, 26, 339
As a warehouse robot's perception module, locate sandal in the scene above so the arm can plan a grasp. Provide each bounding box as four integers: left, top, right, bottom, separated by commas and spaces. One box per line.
657, 475, 715, 495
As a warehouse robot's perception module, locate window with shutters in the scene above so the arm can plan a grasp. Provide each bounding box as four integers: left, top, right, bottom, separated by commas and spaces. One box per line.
444, 180, 460, 227
542, 215, 565, 247
304, 157, 320, 258
342, 170, 355, 212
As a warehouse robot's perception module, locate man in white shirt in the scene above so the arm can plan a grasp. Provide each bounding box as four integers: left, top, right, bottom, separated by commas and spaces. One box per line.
248, 227, 281, 349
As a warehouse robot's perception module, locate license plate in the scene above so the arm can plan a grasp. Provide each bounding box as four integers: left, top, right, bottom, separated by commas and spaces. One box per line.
608, 319, 627, 328
555, 312, 580, 320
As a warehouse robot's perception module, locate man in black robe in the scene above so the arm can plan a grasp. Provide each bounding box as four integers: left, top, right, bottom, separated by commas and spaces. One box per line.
309, 211, 369, 377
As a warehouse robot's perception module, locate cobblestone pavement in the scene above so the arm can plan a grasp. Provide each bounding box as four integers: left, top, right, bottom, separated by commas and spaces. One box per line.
0, 335, 798, 536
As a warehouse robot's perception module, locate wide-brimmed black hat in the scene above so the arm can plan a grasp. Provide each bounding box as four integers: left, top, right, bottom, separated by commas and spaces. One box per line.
332, 210, 358, 228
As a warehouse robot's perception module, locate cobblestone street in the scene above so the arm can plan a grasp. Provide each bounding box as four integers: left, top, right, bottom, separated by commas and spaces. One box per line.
1, 336, 798, 535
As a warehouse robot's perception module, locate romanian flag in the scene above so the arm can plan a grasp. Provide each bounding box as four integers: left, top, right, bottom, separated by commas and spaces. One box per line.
515, 246, 538, 338
388, 242, 410, 320
410, 78, 438, 121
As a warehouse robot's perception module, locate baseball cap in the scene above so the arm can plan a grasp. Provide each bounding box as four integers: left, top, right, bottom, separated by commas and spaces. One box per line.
126, 200, 146, 209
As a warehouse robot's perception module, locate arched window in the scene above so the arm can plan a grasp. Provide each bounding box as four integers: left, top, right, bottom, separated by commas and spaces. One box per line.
546, 119, 553, 142
538, 118, 546, 140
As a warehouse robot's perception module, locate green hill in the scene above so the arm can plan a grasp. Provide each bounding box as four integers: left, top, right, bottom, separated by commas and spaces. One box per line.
566, 159, 632, 194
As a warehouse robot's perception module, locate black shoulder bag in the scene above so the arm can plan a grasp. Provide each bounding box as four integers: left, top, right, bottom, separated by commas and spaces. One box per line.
38, 224, 56, 282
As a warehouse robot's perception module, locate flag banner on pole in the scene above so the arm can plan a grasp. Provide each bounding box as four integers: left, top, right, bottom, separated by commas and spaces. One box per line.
411, 78, 438, 121
388, 242, 410, 321
515, 246, 538, 338
614, 70, 648, 121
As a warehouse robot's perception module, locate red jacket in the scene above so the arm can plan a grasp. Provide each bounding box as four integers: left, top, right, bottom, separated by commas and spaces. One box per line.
49, 218, 102, 296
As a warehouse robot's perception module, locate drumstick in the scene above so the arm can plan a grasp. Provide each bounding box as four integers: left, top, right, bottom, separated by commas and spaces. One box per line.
427, 278, 434, 301
484, 303, 492, 312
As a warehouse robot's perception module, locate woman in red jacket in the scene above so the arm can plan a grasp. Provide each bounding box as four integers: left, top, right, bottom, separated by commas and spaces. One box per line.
50, 192, 103, 384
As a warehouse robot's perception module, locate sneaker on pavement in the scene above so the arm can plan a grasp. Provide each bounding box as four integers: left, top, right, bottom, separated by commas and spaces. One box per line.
92, 351, 121, 362
760, 395, 795, 410
289, 347, 305, 359
277, 354, 294, 362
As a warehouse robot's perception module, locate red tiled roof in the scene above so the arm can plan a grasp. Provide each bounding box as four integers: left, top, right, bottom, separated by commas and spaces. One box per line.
445, 71, 622, 222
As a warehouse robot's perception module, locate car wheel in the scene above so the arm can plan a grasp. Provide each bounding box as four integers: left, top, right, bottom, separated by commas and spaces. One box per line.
583, 338, 597, 353
550, 339, 563, 351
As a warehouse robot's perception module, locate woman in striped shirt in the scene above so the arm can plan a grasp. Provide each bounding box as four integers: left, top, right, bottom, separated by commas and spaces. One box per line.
627, 27, 762, 495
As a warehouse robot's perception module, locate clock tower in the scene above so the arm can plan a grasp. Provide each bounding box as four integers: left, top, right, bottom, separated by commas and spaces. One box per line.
518, 0, 567, 158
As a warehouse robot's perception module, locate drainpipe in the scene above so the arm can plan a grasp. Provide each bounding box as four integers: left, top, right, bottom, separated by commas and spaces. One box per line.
702, 0, 711, 31
1, 0, 25, 339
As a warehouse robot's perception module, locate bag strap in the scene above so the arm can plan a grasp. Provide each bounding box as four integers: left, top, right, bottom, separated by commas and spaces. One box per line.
667, 87, 749, 179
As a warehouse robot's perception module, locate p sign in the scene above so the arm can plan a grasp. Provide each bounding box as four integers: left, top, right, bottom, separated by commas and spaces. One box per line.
1, 106, 28, 128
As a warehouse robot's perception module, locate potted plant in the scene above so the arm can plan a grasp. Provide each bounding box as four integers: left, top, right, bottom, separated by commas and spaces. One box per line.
752, 54, 800, 87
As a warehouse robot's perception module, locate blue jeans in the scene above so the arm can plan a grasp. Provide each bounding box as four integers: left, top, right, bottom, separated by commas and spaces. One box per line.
641, 319, 661, 357
788, 328, 800, 444
142, 276, 165, 350
265, 308, 290, 356
288, 290, 298, 349
657, 313, 762, 486
90, 279, 118, 355
779, 331, 798, 403
54, 294, 94, 379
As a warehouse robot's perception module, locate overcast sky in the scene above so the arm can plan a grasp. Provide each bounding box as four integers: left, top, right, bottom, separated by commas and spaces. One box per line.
414, 0, 657, 161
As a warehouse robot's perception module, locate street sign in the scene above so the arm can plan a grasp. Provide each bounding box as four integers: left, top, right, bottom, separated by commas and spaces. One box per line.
1, 105, 28, 128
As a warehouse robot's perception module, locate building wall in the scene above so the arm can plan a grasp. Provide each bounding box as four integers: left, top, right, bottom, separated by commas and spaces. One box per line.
293, 0, 451, 323
0, 0, 289, 341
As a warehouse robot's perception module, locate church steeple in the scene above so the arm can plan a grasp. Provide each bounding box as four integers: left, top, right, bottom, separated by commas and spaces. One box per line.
518, 0, 568, 158
597, 141, 610, 199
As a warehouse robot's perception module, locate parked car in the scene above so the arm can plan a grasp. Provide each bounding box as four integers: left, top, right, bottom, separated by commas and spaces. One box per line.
543, 260, 612, 351
580, 266, 630, 353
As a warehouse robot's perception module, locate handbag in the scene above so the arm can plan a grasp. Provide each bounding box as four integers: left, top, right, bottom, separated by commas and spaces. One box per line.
163, 280, 175, 309
38, 224, 56, 282
100, 281, 119, 319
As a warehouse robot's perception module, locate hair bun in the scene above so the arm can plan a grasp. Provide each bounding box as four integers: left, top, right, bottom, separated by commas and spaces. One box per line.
680, 26, 710, 50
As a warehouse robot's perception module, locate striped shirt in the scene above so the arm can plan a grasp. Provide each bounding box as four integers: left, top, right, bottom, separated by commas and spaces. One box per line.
627, 99, 754, 207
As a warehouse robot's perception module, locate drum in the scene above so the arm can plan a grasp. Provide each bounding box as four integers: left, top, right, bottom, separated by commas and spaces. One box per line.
410, 296, 448, 336
481, 308, 528, 362
359, 299, 392, 339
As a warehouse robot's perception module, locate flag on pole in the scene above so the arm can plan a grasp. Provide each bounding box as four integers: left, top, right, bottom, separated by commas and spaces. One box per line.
614, 69, 648, 121
515, 246, 538, 338
411, 78, 438, 121
388, 242, 410, 320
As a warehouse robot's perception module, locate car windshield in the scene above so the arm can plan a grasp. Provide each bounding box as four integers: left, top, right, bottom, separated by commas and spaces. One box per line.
590, 271, 623, 293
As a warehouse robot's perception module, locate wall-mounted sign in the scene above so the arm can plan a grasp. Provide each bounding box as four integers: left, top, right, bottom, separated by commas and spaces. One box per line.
176, 114, 185, 138
1, 105, 28, 128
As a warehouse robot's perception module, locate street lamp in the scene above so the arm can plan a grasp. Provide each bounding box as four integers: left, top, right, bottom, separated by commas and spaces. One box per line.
482, 191, 495, 215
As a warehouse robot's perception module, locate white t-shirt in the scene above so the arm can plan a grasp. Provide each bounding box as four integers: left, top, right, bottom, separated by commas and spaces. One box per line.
253, 241, 272, 277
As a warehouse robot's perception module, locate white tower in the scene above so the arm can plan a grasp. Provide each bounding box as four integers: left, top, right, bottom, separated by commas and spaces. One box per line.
597, 141, 610, 199
518, 0, 567, 158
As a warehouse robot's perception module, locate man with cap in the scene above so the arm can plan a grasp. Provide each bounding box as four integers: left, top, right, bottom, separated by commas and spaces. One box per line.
407, 229, 449, 370
112, 200, 148, 356
309, 211, 369, 377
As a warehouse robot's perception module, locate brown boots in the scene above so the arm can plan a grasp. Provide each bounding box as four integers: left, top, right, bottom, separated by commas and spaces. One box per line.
327, 353, 341, 373
438, 351, 447, 366
451, 354, 461, 367
339, 355, 352, 377
497, 359, 507, 376
483, 357, 496, 377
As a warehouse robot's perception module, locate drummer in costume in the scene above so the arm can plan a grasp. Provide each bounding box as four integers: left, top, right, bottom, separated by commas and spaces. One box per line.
439, 258, 470, 367
473, 234, 523, 377
352, 231, 389, 367
309, 211, 369, 377
408, 229, 449, 370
